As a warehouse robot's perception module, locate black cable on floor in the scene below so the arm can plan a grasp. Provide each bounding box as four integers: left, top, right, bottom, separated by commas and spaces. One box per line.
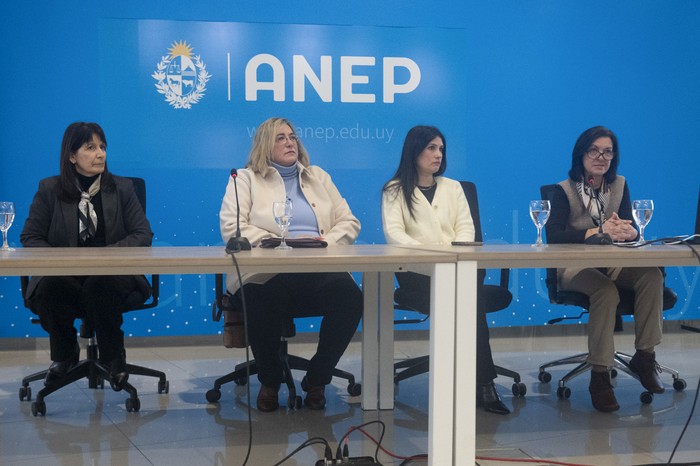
229, 252, 253, 466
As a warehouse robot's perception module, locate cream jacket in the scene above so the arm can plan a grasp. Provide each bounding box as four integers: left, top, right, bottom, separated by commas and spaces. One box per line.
382, 176, 475, 245
220, 163, 360, 292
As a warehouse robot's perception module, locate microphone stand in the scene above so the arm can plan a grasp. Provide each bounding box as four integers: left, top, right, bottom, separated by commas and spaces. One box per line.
226, 169, 251, 253
584, 179, 612, 245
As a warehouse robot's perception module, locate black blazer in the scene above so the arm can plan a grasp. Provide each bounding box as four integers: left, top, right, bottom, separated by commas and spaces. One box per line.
20, 175, 153, 298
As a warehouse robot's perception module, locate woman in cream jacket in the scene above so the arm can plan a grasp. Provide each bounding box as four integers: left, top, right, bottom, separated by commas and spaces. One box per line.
219, 117, 362, 412
382, 125, 509, 415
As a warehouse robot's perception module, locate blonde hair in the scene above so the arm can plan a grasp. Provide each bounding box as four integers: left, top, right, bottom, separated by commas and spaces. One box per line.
246, 117, 311, 176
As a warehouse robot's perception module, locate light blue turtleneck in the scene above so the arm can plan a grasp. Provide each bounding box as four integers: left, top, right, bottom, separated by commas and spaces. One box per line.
271, 161, 319, 238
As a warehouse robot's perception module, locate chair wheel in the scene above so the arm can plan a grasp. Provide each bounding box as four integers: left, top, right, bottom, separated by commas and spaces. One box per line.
640, 391, 653, 404
556, 386, 571, 399
158, 380, 170, 394
347, 383, 362, 396
19, 386, 32, 401
538, 371, 552, 383
512, 382, 527, 397
206, 389, 222, 403
610, 369, 618, 379
126, 397, 141, 412
673, 378, 687, 391
288, 395, 302, 410
31, 400, 46, 416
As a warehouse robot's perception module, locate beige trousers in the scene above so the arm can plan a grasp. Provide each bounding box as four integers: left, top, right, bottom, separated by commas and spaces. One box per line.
558, 266, 664, 367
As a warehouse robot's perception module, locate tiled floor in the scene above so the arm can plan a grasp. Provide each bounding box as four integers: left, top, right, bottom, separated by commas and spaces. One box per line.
1, 325, 699, 466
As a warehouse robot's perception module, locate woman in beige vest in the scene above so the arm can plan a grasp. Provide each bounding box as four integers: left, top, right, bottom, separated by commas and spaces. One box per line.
544, 126, 664, 412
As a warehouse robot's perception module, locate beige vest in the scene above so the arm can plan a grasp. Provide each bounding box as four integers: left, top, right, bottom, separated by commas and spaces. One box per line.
558, 175, 626, 229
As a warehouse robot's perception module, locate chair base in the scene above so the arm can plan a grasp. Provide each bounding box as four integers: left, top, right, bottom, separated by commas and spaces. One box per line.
394, 357, 527, 397
19, 341, 169, 416
205, 339, 361, 408
538, 351, 687, 403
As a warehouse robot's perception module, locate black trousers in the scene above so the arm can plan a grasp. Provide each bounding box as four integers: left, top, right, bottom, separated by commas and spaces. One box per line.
396, 272, 498, 384
236, 272, 363, 388
26, 275, 147, 362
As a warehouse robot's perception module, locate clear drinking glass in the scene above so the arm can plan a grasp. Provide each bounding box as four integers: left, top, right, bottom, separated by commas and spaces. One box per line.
272, 199, 293, 250
0, 201, 15, 251
632, 199, 654, 243
529, 200, 551, 247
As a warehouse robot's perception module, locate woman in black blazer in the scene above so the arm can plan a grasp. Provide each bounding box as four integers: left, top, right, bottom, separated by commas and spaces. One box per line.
20, 122, 153, 388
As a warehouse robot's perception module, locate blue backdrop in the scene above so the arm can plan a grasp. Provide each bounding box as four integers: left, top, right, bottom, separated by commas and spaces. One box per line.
1, 1, 698, 339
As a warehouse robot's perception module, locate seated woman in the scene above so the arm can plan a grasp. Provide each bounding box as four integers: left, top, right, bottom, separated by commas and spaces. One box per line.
20, 122, 153, 388
219, 117, 363, 412
381, 125, 509, 415
545, 125, 664, 412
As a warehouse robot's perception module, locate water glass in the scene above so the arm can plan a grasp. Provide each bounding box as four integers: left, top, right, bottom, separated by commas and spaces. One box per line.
632, 199, 654, 243
529, 200, 551, 247
272, 199, 293, 250
0, 201, 15, 251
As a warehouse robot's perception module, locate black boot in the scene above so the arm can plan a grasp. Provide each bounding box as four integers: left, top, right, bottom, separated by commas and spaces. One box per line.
109, 350, 129, 388
476, 382, 510, 415
44, 343, 80, 387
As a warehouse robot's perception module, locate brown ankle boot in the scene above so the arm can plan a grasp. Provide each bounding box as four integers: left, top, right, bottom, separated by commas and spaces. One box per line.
256, 384, 280, 412
629, 350, 665, 394
303, 384, 326, 410
589, 371, 620, 413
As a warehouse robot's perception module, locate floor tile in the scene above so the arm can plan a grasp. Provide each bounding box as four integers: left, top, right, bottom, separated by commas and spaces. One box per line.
1, 328, 699, 465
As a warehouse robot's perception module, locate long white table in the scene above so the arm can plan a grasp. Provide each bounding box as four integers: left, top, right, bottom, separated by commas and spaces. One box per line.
7, 244, 695, 465
0, 244, 459, 466
397, 242, 700, 465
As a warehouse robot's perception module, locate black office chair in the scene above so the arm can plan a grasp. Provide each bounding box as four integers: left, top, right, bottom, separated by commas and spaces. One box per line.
19, 177, 169, 416
393, 180, 527, 398
536, 184, 686, 403
681, 188, 700, 333
206, 274, 362, 409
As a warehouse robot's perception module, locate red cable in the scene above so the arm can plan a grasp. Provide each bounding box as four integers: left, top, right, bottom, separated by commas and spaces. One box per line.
350, 425, 593, 466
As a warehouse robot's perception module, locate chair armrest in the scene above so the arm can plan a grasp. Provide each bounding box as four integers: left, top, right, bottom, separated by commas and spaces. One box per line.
150, 274, 159, 305
499, 268, 510, 289
139, 274, 160, 310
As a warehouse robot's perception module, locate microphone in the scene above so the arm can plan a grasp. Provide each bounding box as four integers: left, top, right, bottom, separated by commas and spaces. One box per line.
225, 168, 252, 253
584, 176, 613, 245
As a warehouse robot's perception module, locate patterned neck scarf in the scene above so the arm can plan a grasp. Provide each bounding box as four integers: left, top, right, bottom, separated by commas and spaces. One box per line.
77, 175, 101, 243
576, 177, 610, 226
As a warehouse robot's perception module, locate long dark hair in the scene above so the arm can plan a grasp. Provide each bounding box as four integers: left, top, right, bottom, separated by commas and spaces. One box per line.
568, 126, 619, 185
57, 122, 114, 201
383, 125, 446, 219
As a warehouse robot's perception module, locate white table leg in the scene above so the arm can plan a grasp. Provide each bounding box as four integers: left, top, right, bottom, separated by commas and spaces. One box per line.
453, 260, 477, 464
428, 262, 456, 466
378, 270, 395, 410
361, 272, 379, 410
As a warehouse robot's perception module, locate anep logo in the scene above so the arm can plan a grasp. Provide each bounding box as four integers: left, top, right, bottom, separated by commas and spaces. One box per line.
152, 41, 210, 109
242, 55, 421, 103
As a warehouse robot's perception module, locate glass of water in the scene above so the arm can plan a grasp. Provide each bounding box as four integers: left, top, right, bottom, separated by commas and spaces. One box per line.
272, 199, 293, 250
0, 201, 15, 251
529, 200, 551, 247
632, 199, 654, 243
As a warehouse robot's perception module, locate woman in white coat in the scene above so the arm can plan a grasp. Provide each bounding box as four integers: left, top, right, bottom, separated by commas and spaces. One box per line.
382, 125, 509, 415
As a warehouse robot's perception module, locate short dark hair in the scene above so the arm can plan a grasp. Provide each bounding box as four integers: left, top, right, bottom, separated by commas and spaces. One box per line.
568, 126, 619, 184
58, 122, 114, 200
383, 125, 446, 219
